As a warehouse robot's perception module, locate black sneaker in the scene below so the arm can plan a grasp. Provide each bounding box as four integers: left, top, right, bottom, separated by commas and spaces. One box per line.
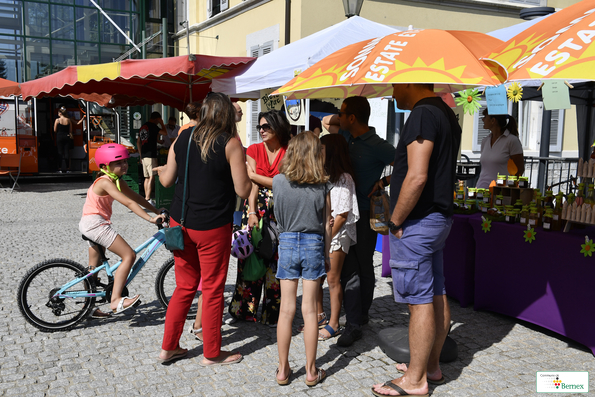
337, 324, 362, 347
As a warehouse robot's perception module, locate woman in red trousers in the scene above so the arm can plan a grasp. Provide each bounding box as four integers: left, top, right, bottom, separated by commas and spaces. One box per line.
157, 93, 251, 365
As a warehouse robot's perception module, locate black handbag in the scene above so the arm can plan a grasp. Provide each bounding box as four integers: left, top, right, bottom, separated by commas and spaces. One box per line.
164, 129, 194, 251
255, 201, 279, 261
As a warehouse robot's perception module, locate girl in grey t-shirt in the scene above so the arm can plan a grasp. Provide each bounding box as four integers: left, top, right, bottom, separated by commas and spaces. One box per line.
272, 131, 332, 387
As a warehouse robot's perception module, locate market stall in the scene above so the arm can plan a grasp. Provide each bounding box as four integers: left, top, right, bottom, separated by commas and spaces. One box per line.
469, 216, 595, 356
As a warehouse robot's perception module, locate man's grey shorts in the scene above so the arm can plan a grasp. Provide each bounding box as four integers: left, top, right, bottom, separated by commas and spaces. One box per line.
389, 212, 453, 305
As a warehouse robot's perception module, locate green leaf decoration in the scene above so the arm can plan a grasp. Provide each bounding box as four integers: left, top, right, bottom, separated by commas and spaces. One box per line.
455, 88, 481, 115
580, 238, 595, 257
524, 227, 536, 243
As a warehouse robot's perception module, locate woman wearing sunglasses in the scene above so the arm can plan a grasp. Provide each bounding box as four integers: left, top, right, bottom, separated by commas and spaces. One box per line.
228, 109, 291, 327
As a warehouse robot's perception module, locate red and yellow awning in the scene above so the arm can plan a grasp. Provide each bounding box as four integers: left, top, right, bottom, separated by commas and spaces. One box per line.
20, 55, 255, 110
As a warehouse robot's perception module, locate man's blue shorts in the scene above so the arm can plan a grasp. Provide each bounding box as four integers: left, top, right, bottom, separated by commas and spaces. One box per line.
276, 232, 326, 281
389, 212, 453, 305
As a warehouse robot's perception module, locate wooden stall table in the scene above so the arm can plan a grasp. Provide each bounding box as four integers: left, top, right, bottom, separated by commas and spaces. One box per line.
469, 217, 595, 356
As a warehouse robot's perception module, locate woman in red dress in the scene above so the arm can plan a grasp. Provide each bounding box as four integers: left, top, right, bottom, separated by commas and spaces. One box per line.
228, 109, 291, 326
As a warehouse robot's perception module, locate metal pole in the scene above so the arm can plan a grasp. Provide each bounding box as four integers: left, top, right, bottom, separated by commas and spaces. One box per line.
537, 109, 552, 191
583, 83, 594, 162
162, 17, 168, 122
285, 0, 291, 45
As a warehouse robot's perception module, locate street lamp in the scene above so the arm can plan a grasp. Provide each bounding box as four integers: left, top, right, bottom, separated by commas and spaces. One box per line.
343, 0, 364, 18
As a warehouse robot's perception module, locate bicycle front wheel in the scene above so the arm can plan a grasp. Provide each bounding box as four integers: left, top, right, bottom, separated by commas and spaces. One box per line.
155, 257, 199, 320
17, 259, 96, 332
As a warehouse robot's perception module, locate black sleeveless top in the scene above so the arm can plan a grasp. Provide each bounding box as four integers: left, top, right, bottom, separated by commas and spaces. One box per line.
169, 128, 235, 230
56, 121, 70, 138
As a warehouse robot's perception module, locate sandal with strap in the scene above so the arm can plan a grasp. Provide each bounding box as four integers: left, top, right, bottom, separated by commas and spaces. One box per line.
305, 368, 326, 387
298, 313, 328, 332
111, 295, 141, 314
318, 324, 343, 341
188, 326, 203, 341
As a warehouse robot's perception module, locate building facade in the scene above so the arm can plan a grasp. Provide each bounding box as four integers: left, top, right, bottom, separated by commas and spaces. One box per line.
174, 0, 582, 165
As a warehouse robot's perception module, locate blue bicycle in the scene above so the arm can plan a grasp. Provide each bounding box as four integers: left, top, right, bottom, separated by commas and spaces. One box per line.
17, 215, 198, 332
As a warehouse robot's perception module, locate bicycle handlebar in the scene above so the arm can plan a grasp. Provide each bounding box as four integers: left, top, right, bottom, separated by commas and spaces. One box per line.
156, 210, 170, 230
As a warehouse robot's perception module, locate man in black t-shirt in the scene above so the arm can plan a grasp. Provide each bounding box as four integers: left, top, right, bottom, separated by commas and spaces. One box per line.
137, 111, 166, 205
372, 84, 461, 397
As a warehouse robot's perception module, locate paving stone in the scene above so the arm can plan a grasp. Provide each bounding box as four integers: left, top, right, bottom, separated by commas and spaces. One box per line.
2, 180, 595, 396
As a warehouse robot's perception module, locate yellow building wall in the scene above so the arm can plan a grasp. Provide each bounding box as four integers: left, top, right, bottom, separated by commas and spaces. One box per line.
180, 0, 585, 148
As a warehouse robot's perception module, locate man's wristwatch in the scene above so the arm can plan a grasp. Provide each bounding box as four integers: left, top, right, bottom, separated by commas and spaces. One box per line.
388, 221, 402, 233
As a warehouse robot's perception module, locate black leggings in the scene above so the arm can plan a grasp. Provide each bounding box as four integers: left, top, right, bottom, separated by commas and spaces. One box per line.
56, 135, 71, 170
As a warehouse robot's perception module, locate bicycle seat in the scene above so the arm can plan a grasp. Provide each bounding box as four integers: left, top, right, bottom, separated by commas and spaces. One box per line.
81, 234, 100, 246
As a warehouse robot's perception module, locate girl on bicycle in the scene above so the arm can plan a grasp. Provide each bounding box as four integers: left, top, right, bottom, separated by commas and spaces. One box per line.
79, 143, 165, 316
273, 131, 332, 386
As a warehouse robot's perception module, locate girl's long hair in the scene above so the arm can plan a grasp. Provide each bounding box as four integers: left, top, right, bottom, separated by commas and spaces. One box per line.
320, 134, 356, 185
279, 131, 328, 185
193, 93, 236, 162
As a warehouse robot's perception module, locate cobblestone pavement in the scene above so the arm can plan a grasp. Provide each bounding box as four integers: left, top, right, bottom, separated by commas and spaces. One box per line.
1, 179, 594, 396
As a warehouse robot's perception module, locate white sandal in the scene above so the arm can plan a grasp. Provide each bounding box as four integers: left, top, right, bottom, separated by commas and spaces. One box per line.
112, 295, 141, 314
188, 325, 203, 341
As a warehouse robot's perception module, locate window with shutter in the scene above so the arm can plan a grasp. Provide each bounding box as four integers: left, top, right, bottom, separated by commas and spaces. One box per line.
472, 102, 491, 151
208, 0, 227, 18
249, 100, 262, 144
549, 109, 564, 152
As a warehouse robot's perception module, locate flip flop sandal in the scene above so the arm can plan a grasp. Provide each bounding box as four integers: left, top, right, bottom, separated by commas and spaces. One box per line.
396, 363, 446, 385
305, 368, 326, 387
371, 380, 429, 397
298, 313, 328, 332
90, 307, 112, 319
199, 352, 243, 367
157, 349, 188, 364
112, 295, 141, 314
318, 324, 343, 341
275, 368, 292, 385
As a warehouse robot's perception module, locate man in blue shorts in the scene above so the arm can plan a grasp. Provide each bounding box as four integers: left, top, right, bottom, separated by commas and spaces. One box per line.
372, 83, 461, 397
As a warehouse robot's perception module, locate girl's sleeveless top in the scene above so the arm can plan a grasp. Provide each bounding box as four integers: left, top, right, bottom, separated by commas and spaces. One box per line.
169, 129, 235, 231
56, 121, 70, 138
82, 176, 115, 221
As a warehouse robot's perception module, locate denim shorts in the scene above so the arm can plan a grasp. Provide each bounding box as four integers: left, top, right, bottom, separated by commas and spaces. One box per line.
276, 232, 326, 281
389, 212, 453, 305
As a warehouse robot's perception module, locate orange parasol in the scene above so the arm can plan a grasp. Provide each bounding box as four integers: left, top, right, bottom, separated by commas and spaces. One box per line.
274, 29, 507, 99
0, 78, 21, 97
486, 0, 595, 82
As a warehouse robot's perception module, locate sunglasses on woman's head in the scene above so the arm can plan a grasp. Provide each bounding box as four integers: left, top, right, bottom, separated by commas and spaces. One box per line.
256, 123, 271, 132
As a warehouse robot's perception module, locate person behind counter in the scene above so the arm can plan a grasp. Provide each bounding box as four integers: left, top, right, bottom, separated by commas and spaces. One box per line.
476, 110, 524, 189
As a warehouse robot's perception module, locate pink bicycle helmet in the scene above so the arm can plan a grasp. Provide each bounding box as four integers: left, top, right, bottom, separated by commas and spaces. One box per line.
231, 229, 254, 259
95, 143, 130, 167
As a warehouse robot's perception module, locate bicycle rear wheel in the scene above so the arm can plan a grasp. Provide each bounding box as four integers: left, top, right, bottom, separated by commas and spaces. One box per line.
155, 257, 199, 320
17, 259, 96, 332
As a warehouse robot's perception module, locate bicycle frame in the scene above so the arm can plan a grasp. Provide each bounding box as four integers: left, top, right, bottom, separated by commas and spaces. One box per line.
53, 229, 167, 299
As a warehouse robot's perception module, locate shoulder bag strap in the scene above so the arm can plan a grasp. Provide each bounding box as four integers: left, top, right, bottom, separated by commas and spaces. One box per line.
179, 127, 195, 227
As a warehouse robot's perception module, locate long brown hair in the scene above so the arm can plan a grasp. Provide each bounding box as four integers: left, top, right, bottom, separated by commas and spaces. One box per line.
258, 109, 291, 147
320, 134, 356, 185
193, 93, 236, 162
280, 131, 328, 185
